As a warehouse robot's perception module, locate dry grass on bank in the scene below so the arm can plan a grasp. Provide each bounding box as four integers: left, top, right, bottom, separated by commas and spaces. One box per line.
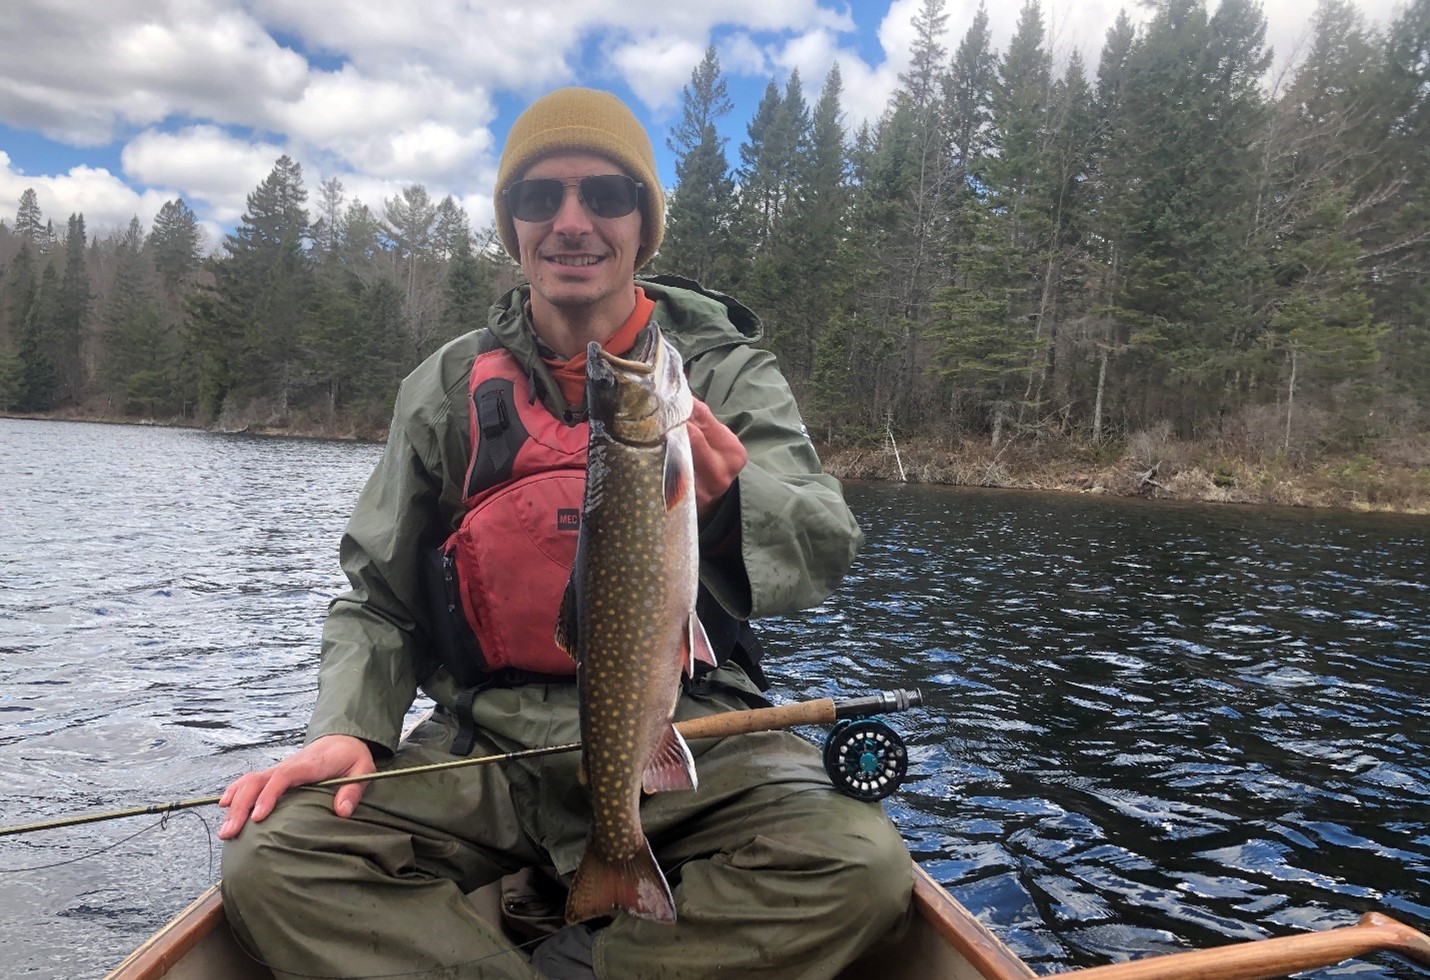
818, 432, 1430, 515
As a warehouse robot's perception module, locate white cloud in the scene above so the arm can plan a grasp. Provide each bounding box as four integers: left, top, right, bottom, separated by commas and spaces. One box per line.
0, 1, 310, 145
0, 150, 171, 238
611, 36, 711, 111
120, 126, 288, 225
0, 0, 1409, 242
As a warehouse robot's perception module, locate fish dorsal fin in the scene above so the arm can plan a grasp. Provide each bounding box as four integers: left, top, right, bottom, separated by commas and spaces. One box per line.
642, 724, 697, 794
555, 570, 580, 663
663, 433, 692, 510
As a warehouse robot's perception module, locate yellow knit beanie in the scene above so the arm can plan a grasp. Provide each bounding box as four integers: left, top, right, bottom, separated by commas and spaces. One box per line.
495, 87, 665, 270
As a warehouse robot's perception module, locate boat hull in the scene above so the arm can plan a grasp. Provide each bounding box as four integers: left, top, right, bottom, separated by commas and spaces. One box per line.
106, 863, 1031, 980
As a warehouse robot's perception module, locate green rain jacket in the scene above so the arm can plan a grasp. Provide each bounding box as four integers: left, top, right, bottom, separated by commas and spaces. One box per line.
306, 276, 864, 755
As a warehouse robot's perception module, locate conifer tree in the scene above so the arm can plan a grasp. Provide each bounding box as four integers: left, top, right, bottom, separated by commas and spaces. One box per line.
433, 196, 470, 259
312, 177, 347, 257
16, 261, 61, 410
147, 198, 203, 296
659, 45, 738, 285
105, 218, 175, 413
14, 190, 44, 245
945, 3, 999, 206
54, 213, 91, 404
788, 66, 855, 387
1270, 190, 1384, 450
190, 155, 313, 420
441, 228, 491, 343
0, 242, 38, 408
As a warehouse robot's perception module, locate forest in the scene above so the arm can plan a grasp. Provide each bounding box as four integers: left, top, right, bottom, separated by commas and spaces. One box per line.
1, 0, 1426, 508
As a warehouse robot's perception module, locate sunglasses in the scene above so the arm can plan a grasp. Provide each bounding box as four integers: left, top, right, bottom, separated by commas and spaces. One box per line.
504, 174, 644, 223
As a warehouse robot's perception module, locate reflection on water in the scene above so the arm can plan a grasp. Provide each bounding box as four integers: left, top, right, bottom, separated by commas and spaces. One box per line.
761, 483, 1429, 975
2, 420, 1427, 978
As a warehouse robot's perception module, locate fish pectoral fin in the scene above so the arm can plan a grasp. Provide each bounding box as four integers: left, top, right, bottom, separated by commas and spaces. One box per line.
685, 613, 718, 676
641, 725, 697, 794
663, 433, 692, 509
554, 571, 580, 662
565, 838, 676, 925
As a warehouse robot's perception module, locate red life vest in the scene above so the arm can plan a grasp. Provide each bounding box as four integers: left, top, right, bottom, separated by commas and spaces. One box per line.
441, 348, 586, 676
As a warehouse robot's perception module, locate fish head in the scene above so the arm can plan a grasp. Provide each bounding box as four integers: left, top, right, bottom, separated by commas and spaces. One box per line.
587, 329, 692, 446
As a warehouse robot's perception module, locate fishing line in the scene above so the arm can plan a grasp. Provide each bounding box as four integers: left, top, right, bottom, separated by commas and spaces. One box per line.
0, 808, 215, 877
1, 690, 923, 839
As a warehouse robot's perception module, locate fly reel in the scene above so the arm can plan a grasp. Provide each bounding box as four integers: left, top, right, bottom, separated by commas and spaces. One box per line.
822, 718, 909, 801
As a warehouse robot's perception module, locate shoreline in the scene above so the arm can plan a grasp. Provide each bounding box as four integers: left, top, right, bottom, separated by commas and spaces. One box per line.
817, 437, 1430, 516
8, 410, 1428, 516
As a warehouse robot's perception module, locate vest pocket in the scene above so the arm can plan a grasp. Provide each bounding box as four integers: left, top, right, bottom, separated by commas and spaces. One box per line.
443, 471, 586, 677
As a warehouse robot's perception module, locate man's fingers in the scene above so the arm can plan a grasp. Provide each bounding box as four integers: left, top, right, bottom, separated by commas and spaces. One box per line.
250, 769, 300, 823
217, 771, 269, 839
334, 782, 365, 817
215, 736, 376, 837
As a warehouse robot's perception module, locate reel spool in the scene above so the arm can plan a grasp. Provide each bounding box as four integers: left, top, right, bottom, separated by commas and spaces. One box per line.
821, 718, 909, 801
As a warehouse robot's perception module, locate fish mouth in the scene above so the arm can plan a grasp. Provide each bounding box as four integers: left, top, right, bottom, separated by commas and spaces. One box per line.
591, 331, 657, 375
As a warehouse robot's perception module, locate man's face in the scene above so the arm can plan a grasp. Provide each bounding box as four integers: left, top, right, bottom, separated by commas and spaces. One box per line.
513, 152, 643, 323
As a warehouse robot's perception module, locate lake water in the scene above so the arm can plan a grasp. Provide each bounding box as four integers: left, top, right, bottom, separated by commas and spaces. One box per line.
1, 418, 1426, 978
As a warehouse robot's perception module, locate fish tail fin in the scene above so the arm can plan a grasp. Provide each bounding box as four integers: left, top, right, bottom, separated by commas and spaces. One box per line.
566, 839, 676, 924
642, 724, 697, 793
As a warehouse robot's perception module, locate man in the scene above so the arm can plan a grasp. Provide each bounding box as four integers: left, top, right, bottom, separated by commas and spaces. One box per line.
219, 87, 910, 979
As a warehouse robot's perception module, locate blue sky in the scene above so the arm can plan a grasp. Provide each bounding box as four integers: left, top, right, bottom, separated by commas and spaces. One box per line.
0, 0, 1396, 250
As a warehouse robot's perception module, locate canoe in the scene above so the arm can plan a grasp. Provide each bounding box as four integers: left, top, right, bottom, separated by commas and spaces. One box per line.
105, 861, 1032, 980
106, 863, 1430, 980
101, 696, 1430, 979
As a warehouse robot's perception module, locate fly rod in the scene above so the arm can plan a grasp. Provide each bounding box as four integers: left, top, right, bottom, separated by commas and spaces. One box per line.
0, 689, 922, 839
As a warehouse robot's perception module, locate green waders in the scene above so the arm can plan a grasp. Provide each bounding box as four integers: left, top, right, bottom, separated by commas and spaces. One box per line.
221, 671, 911, 979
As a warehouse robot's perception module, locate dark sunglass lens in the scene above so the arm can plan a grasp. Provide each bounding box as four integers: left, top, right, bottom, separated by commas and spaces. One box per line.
509, 179, 564, 222
580, 176, 639, 218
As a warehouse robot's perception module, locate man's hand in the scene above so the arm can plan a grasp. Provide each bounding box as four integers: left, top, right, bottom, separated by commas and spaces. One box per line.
688, 398, 747, 521
217, 734, 376, 840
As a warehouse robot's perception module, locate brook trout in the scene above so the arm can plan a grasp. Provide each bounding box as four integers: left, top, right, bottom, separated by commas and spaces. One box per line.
556, 326, 716, 925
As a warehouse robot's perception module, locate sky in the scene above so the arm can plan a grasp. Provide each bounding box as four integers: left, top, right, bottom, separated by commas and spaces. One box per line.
0, 0, 1406, 252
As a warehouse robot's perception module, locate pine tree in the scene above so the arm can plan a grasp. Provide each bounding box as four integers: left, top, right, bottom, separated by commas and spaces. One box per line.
867, 0, 956, 429
945, 3, 999, 202
104, 218, 176, 412
358, 277, 409, 398
338, 200, 388, 277
53, 213, 91, 404
190, 155, 313, 420
16, 261, 61, 410
304, 266, 364, 418
14, 189, 44, 245
433, 195, 470, 258
312, 177, 347, 256
737, 80, 785, 252
658, 45, 738, 285
441, 228, 491, 343
148, 198, 203, 296
1101, 0, 1272, 434
0, 242, 38, 409
1365, 0, 1429, 395
384, 185, 444, 358
1269, 190, 1384, 450
788, 66, 855, 387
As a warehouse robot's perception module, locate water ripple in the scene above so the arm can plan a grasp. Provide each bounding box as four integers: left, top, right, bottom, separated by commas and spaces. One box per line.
2, 423, 1427, 978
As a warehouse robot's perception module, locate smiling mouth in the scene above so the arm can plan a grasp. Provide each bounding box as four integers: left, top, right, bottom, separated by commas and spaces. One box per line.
547, 254, 604, 267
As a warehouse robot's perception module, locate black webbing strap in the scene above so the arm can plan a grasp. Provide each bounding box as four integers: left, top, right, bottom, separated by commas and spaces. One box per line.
450, 687, 481, 756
